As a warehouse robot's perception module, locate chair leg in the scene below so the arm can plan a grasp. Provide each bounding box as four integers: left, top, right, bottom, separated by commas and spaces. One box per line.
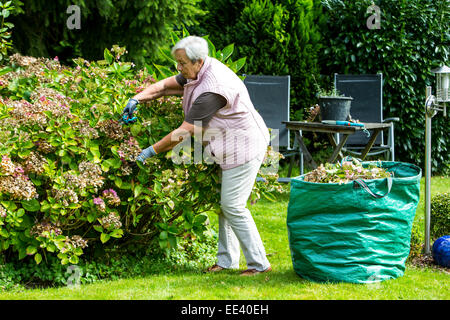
300, 152, 304, 175
288, 155, 294, 177
389, 123, 395, 161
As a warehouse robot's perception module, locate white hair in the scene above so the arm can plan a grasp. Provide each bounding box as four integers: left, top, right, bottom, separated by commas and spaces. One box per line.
171, 36, 209, 62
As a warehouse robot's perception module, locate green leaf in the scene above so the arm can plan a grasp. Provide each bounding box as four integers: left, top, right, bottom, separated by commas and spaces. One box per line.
262, 191, 277, 202
194, 214, 207, 226
17, 208, 25, 217
204, 36, 216, 58
159, 231, 168, 240
1, 201, 16, 211
221, 43, 234, 61
87, 212, 96, 223
47, 243, 56, 253
0, 228, 9, 238
134, 184, 143, 198
18, 149, 31, 158
26, 246, 37, 255
235, 57, 246, 72
168, 234, 177, 248
114, 177, 123, 189
167, 225, 178, 234
110, 229, 123, 238
69, 255, 79, 264
18, 248, 27, 260
158, 47, 176, 65
110, 158, 122, 169
103, 158, 122, 172
130, 124, 142, 136
170, 30, 181, 46
21, 199, 40, 212
34, 253, 42, 264
40, 201, 51, 212
154, 180, 162, 194
93, 225, 103, 233
0, 66, 12, 76
22, 140, 35, 149
104, 48, 114, 64
100, 233, 110, 243
159, 239, 168, 249
30, 176, 42, 186
153, 63, 176, 79
1, 9, 10, 18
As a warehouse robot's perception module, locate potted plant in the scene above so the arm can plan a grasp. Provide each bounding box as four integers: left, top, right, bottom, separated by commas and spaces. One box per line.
313, 76, 353, 121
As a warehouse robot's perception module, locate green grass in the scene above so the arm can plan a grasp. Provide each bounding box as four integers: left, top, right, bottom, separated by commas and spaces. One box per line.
0, 176, 449, 300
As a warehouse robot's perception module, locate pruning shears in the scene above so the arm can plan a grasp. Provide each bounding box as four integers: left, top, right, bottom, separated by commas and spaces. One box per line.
121, 109, 138, 125
321, 120, 371, 137
321, 120, 364, 127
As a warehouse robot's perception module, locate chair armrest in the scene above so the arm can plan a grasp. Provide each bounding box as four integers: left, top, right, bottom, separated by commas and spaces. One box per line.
383, 117, 400, 123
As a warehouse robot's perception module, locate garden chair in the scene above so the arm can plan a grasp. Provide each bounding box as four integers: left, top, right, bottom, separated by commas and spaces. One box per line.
243, 74, 298, 182
333, 73, 399, 161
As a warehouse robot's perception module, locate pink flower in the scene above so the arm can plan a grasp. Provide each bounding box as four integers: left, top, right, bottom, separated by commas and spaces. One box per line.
103, 188, 118, 197
54, 56, 59, 61
93, 197, 104, 205
15, 166, 24, 174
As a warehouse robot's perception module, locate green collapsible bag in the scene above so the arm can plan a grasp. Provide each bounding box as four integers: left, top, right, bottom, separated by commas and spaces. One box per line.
287, 161, 421, 283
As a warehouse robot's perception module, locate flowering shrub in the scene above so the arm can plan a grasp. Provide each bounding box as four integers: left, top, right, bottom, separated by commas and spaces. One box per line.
0, 45, 284, 265
304, 158, 391, 184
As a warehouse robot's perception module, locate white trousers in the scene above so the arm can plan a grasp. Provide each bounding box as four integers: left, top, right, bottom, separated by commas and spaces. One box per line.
217, 153, 270, 271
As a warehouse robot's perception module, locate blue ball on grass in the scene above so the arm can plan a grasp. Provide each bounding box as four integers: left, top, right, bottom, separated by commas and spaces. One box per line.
432, 235, 450, 268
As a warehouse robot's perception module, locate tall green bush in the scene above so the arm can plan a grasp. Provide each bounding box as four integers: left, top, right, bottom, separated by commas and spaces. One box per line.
431, 192, 450, 240
9, 0, 203, 66
193, 0, 325, 119
0, 0, 22, 63
320, 0, 449, 174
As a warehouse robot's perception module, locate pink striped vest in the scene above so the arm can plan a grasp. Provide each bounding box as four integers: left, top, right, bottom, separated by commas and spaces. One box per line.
182, 57, 270, 170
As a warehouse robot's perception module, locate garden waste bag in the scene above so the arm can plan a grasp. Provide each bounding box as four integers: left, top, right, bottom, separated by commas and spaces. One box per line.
287, 161, 421, 283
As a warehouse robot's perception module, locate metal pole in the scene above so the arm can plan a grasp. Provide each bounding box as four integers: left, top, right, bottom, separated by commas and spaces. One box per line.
424, 86, 432, 255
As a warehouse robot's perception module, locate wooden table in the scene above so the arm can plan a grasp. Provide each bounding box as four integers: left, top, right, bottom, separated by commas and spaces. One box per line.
282, 121, 392, 171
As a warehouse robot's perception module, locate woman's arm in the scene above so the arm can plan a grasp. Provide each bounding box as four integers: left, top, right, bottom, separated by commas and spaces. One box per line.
153, 121, 195, 154
133, 75, 184, 103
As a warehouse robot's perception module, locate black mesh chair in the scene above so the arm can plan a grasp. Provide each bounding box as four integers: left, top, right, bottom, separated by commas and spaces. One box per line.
334, 73, 399, 160
243, 74, 298, 182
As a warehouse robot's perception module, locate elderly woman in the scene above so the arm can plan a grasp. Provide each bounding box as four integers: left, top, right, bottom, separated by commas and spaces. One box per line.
122, 36, 272, 276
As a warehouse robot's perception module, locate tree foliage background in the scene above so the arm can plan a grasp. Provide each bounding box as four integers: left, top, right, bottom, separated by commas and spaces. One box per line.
9, 0, 203, 66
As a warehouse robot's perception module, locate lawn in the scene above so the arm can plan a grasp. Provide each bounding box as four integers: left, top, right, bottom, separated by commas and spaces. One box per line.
0, 176, 448, 300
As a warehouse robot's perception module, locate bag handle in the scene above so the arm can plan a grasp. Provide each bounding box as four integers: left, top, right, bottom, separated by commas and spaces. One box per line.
354, 178, 392, 199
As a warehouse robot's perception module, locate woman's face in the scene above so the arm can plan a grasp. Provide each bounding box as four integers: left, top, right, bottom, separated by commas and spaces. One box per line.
174, 49, 203, 80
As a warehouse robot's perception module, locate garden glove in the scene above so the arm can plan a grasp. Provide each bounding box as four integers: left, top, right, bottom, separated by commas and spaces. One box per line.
122, 98, 139, 118
136, 145, 157, 163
